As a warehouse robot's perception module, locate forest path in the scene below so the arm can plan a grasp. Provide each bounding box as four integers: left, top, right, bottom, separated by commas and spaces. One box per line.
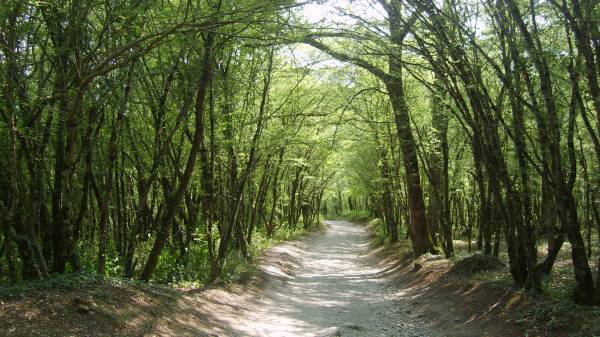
212, 220, 440, 337
1, 219, 526, 337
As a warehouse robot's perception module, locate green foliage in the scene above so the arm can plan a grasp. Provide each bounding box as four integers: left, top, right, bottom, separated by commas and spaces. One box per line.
219, 252, 258, 284
368, 218, 388, 246
339, 210, 372, 223
1, 0, 600, 315
0, 273, 103, 299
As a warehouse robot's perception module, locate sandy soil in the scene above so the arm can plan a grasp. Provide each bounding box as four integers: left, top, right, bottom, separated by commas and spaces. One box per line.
209, 220, 440, 337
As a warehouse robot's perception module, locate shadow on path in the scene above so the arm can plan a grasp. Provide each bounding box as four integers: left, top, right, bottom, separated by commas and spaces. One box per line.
197, 220, 439, 337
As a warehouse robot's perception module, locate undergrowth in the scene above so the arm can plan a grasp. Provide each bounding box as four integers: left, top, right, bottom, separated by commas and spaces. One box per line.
0, 271, 170, 299
0, 221, 324, 299
351, 216, 600, 336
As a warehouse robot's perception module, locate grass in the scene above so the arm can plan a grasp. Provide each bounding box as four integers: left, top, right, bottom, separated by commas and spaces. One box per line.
0, 270, 172, 300
0, 272, 102, 299
0, 220, 326, 298
350, 215, 600, 336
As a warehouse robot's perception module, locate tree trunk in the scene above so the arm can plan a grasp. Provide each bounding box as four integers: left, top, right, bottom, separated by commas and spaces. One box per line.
139, 34, 214, 282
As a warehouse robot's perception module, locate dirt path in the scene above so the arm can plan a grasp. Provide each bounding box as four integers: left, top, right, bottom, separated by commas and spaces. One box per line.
3, 220, 530, 337
210, 220, 441, 337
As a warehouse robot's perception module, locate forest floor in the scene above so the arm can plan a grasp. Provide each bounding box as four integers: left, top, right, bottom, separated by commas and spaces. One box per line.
1, 220, 597, 336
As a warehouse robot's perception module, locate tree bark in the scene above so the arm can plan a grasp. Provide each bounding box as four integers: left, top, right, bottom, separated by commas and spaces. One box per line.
139, 34, 214, 282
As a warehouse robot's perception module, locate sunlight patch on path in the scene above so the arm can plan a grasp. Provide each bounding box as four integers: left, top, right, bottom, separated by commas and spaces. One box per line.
211, 220, 440, 337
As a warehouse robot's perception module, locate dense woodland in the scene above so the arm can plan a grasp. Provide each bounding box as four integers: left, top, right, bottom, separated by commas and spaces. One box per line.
1, 0, 600, 306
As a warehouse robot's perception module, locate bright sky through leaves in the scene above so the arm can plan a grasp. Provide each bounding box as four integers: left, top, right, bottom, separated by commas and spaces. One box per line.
300, 0, 385, 24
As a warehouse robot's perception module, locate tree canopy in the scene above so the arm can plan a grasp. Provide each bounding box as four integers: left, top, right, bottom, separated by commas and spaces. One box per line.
1, 0, 599, 305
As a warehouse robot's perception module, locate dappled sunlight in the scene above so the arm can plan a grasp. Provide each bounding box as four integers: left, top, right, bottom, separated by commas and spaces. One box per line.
185, 220, 438, 337
262, 265, 296, 279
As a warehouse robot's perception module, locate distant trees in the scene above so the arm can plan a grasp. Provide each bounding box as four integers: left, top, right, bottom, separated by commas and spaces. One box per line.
303, 0, 437, 256
311, 0, 600, 305
0, 0, 334, 284
2, 0, 600, 306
